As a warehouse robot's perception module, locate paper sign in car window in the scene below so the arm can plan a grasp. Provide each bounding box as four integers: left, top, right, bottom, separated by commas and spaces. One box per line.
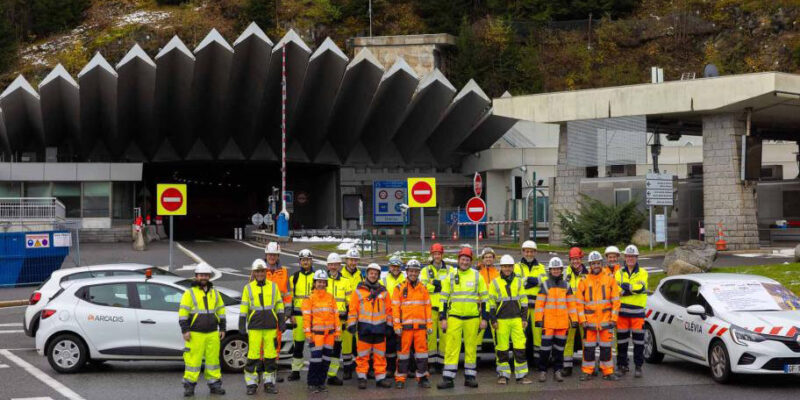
701, 280, 781, 312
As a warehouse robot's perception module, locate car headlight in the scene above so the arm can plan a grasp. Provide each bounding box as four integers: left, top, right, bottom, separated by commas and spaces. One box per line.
730, 326, 765, 346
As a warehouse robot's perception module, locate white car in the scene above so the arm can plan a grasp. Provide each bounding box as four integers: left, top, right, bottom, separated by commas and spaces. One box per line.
644, 273, 800, 383
34, 275, 291, 373
24, 264, 240, 337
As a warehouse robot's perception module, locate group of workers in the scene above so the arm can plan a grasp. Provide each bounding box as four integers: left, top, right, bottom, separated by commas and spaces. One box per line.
177, 240, 649, 396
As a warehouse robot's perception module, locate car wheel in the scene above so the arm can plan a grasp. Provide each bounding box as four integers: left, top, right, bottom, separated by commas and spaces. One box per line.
643, 323, 665, 364
46, 334, 87, 373
709, 340, 732, 383
221, 334, 248, 373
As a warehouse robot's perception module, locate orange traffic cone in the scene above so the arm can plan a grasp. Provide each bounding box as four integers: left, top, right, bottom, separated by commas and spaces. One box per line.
715, 222, 728, 251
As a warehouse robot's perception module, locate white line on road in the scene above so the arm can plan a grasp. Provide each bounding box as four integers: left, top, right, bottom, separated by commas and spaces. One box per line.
0, 349, 85, 400
0, 330, 24, 334
234, 240, 327, 265
12, 397, 54, 400
0, 363, 9, 368
176, 243, 248, 278
0, 322, 23, 327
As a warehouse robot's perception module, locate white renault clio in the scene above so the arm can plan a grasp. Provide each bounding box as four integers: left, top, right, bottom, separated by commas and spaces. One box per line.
644, 273, 800, 383
34, 275, 290, 373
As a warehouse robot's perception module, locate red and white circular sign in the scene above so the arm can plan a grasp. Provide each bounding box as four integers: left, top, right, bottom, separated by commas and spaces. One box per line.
411, 181, 433, 204
378, 190, 388, 200
473, 172, 482, 197
466, 197, 486, 223
160, 188, 184, 212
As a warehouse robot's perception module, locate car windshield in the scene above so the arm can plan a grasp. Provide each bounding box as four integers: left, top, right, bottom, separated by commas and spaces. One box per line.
175, 279, 240, 307
700, 280, 800, 312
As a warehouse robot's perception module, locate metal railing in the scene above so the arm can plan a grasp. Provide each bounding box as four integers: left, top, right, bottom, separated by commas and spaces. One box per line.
0, 197, 66, 222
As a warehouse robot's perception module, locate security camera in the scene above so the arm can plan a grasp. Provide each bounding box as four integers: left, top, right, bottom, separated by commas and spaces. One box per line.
399, 203, 410, 211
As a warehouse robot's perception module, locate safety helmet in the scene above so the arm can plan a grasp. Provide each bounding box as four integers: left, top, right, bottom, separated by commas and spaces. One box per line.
521, 240, 537, 250
264, 242, 280, 255
388, 255, 403, 267
298, 249, 313, 259
587, 251, 603, 263
569, 247, 584, 259
327, 253, 342, 264
251, 259, 268, 271
547, 257, 564, 270
406, 259, 422, 270
345, 247, 360, 259
313, 269, 329, 281
458, 247, 473, 259
366, 263, 382, 272
624, 244, 640, 256
195, 262, 213, 275
604, 246, 621, 256
499, 254, 515, 265
430, 243, 444, 254
480, 247, 496, 258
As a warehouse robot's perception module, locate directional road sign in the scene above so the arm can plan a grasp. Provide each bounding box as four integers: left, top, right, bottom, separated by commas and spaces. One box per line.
647, 198, 674, 206
466, 197, 487, 223
646, 180, 673, 189
407, 178, 437, 207
157, 184, 187, 215
646, 189, 673, 199
645, 173, 674, 206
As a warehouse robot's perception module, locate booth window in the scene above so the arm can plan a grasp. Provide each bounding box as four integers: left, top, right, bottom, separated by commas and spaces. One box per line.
53, 183, 81, 218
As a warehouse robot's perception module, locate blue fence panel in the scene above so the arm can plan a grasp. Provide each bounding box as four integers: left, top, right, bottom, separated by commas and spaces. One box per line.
0, 230, 69, 287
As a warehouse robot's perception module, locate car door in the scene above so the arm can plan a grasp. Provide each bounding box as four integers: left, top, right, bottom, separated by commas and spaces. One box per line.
74, 283, 140, 355
679, 280, 713, 362
133, 282, 185, 357
655, 279, 693, 356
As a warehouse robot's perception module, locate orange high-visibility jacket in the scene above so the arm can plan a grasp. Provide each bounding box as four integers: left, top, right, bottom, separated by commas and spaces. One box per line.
477, 265, 499, 288
604, 264, 621, 278
302, 289, 341, 338
265, 265, 292, 310
347, 282, 393, 336
534, 277, 578, 329
576, 272, 621, 330
391, 280, 432, 331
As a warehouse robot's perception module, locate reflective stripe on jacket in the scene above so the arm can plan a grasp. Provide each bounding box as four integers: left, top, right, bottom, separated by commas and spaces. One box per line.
327, 275, 352, 321
179, 284, 226, 333
421, 262, 454, 311
302, 289, 341, 337
265, 265, 291, 310
514, 259, 546, 307
391, 280, 432, 330
488, 274, 527, 320
440, 268, 488, 318
533, 277, 578, 329
381, 272, 406, 299
347, 282, 393, 336
614, 264, 648, 317
576, 272, 620, 329
240, 280, 284, 330
290, 269, 315, 313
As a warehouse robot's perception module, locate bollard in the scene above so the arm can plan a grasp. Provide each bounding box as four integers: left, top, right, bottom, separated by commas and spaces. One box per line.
133, 229, 146, 251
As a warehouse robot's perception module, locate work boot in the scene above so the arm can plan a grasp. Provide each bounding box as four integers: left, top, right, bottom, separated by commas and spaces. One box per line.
287, 371, 301, 381
395, 380, 405, 389
343, 369, 353, 380
308, 385, 317, 392
579, 372, 593, 381
183, 383, 195, 397
377, 378, 393, 388
386, 369, 395, 379
358, 378, 368, 389
603, 374, 620, 381
419, 376, 431, 388
264, 383, 278, 394
562, 367, 572, 377
554, 370, 564, 382
319, 385, 328, 392
634, 366, 643, 378
497, 376, 508, 385
464, 376, 479, 388
275, 375, 284, 383
246, 385, 257, 395
537, 371, 547, 382
617, 365, 629, 376
517, 377, 533, 385
437, 377, 454, 389
327, 376, 343, 386
208, 382, 226, 395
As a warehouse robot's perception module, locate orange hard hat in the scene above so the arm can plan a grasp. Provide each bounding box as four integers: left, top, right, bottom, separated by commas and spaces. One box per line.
430, 243, 444, 254
458, 247, 473, 259
569, 247, 584, 259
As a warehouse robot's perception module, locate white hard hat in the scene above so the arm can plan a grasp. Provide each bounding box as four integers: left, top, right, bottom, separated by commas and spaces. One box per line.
299, 249, 313, 258
604, 246, 621, 256
521, 240, 537, 250
195, 262, 213, 275
624, 244, 640, 256
345, 247, 360, 259
366, 263, 382, 272
251, 259, 268, 271
388, 255, 403, 267
264, 242, 281, 255
327, 253, 342, 264
313, 269, 329, 281
406, 259, 422, 270
480, 247, 496, 257
587, 251, 603, 263
547, 257, 564, 270
499, 254, 515, 265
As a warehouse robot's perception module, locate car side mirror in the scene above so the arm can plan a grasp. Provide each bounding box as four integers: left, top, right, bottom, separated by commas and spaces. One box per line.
686, 304, 706, 318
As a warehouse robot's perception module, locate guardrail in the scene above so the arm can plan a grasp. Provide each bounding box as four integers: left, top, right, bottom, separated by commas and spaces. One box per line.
0, 197, 65, 222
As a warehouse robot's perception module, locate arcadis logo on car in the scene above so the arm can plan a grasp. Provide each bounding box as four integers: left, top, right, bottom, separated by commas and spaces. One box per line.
88, 314, 124, 323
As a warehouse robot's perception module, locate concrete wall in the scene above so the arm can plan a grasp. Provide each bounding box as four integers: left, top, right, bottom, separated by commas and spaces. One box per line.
0, 163, 143, 181
351, 34, 456, 77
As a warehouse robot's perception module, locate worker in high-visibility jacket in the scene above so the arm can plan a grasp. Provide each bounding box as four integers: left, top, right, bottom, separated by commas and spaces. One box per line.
347, 263, 394, 389
263, 241, 291, 384
420, 243, 453, 373
302, 269, 341, 393
325, 253, 349, 386
563, 247, 587, 376
340, 247, 362, 379
437, 247, 488, 389
381, 255, 406, 377
614, 244, 648, 378
576, 251, 620, 381
534, 257, 579, 383
179, 262, 226, 397
514, 240, 547, 366
475, 248, 499, 352
604, 246, 622, 277
287, 249, 315, 381
240, 259, 285, 395
392, 259, 432, 389
488, 255, 532, 385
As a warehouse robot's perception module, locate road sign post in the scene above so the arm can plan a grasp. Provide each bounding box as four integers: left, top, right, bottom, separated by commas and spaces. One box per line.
407, 178, 437, 253
157, 184, 187, 271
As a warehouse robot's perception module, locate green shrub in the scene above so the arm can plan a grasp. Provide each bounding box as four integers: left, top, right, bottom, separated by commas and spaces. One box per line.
29, 0, 90, 37
557, 194, 646, 247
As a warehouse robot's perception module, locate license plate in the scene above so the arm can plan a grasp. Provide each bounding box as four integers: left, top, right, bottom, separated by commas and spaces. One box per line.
784, 364, 800, 374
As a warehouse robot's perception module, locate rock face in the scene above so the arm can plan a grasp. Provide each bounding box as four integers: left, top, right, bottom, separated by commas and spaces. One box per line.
631, 229, 651, 248
795, 244, 800, 262
662, 240, 717, 275
666, 259, 703, 276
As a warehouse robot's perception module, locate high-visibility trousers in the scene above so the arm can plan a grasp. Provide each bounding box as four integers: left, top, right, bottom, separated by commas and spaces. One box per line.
428, 310, 446, 367
386, 332, 398, 375
356, 338, 387, 380
495, 318, 528, 379
524, 309, 542, 366
245, 329, 278, 387
539, 328, 568, 372
617, 316, 645, 368
582, 328, 614, 376
396, 329, 428, 382
328, 338, 343, 377
443, 317, 480, 379
292, 315, 306, 372
328, 320, 354, 377
564, 325, 584, 370
183, 331, 221, 385
308, 332, 336, 386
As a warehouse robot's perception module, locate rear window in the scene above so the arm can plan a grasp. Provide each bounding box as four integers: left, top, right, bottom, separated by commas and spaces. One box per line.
659, 279, 685, 305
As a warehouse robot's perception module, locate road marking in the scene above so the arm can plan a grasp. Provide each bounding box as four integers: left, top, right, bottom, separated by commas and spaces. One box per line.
0, 363, 9, 368
12, 397, 54, 400
0, 349, 85, 400
175, 243, 225, 281
0, 330, 24, 334
0, 323, 23, 327
234, 240, 327, 265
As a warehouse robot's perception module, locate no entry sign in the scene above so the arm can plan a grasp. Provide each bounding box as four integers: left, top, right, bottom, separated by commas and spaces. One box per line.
407, 178, 437, 207
157, 184, 187, 216
466, 196, 486, 223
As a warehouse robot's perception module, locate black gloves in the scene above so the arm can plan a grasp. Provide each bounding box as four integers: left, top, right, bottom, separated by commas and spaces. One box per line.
347, 324, 357, 334
386, 325, 394, 336
432, 280, 442, 293
570, 321, 578, 329
285, 317, 295, 330
534, 321, 543, 328
620, 283, 632, 296
525, 277, 539, 289
238, 316, 247, 333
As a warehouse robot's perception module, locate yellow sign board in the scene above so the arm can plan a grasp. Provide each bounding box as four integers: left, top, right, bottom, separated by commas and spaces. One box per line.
157, 184, 187, 216
407, 178, 436, 208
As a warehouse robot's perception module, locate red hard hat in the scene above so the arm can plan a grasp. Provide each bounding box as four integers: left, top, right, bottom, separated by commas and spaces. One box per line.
569, 247, 584, 259
430, 243, 444, 254
458, 247, 473, 259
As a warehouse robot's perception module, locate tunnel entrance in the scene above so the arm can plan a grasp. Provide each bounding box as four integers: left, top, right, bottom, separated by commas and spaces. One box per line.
142, 161, 339, 239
